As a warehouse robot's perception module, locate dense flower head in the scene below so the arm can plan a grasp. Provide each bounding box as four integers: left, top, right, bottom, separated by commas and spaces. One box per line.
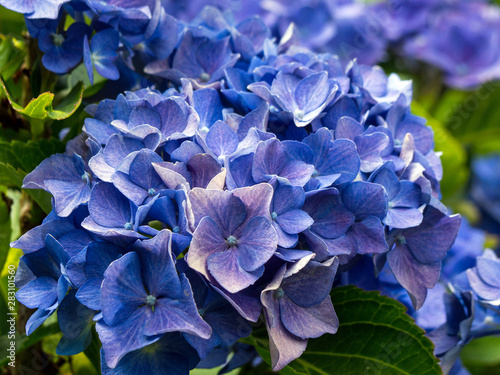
7, 2, 466, 374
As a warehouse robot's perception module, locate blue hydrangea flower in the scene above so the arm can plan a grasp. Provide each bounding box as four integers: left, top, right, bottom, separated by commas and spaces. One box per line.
386, 206, 461, 309
97, 230, 212, 369
38, 22, 90, 74
0, 0, 70, 19
403, 2, 500, 88
467, 249, 500, 305
250, 71, 338, 127
186, 184, 278, 293
23, 153, 92, 217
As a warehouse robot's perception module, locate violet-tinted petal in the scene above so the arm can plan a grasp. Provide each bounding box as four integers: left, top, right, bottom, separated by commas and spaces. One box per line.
189, 188, 246, 233
236, 216, 277, 272
187, 154, 222, 189
283, 258, 338, 308
232, 183, 273, 222
186, 217, 228, 280
280, 296, 338, 339
207, 249, 264, 294
385, 207, 423, 229
387, 244, 441, 309
263, 298, 307, 371
206, 121, 239, 158
304, 189, 355, 239
356, 132, 390, 173
403, 207, 461, 264
335, 116, 364, 140
273, 222, 299, 248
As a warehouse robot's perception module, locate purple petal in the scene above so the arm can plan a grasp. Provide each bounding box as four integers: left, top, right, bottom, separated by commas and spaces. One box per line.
280, 296, 338, 339
282, 258, 339, 308
304, 189, 355, 239
262, 292, 307, 371
385, 207, 423, 229
189, 188, 246, 233
403, 207, 461, 264
187, 154, 222, 189
235, 216, 277, 272
206, 121, 239, 158
233, 183, 273, 223
387, 244, 441, 309
186, 217, 228, 280
272, 184, 305, 214
273, 222, 299, 248
207, 249, 264, 294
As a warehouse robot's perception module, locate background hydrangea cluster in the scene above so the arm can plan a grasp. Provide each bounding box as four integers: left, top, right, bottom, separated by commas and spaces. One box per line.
6, 0, 500, 90
1, 1, 500, 375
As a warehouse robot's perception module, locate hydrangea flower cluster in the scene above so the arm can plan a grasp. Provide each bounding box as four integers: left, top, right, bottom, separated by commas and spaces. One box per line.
7, 1, 464, 374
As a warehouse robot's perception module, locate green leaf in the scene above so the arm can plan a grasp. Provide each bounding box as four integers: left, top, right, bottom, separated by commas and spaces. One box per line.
0, 321, 60, 367
0, 8, 26, 36
412, 101, 469, 201
0, 36, 25, 81
48, 81, 85, 120
439, 82, 500, 153
461, 336, 500, 375
0, 162, 24, 187
0, 138, 65, 172
0, 76, 84, 120
247, 286, 441, 375
0, 139, 64, 213
84, 326, 102, 373
0, 194, 11, 276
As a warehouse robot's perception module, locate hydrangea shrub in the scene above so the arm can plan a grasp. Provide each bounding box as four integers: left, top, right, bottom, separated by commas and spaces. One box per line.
3, 1, 500, 374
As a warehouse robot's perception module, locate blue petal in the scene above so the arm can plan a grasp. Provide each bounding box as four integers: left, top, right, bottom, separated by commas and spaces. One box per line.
56, 291, 95, 355
101, 252, 147, 326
